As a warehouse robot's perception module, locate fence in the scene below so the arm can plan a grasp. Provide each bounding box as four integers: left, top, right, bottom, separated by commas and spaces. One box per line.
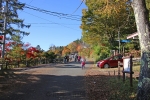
0, 58, 60, 70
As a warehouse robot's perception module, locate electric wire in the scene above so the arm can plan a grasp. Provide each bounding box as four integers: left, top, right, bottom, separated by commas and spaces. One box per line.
29, 0, 34, 4
24, 3, 81, 17
71, 0, 85, 15
24, 6, 81, 21
18, 2, 86, 21
24, 23, 80, 25
18, 0, 34, 14
22, 10, 80, 31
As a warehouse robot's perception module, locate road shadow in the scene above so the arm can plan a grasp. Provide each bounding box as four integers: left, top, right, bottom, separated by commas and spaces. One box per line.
54, 64, 81, 68
0, 61, 138, 100
0, 60, 94, 99
0, 72, 87, 100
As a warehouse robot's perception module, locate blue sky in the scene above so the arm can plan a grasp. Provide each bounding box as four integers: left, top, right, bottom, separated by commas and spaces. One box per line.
18, 0, 87, 51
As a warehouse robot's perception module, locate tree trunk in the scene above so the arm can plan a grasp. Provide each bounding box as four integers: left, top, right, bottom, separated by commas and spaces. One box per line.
131, 0, 150, 100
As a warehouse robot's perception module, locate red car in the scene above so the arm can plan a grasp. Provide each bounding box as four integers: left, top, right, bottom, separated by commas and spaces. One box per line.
97, 54, 123, 68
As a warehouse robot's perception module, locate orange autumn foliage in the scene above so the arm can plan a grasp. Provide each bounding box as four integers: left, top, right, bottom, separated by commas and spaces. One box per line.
62, 47, 70, 55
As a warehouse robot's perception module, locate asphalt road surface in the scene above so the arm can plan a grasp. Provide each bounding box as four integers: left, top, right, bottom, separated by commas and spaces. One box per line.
0, 60, 92, 100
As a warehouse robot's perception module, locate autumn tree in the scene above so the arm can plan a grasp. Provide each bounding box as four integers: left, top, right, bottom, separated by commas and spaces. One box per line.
67, 42, 78, 53
83, 0, 150, 99
48, 45, 63, 57
76, 44, 83, 55
43, 52, 56, 61
26, 47, 39, 59
79, 47, 91, 58
62, 46, 70, 56
8, 43, 23, 61
81, 0, 136, 56
6, 33, 24, 60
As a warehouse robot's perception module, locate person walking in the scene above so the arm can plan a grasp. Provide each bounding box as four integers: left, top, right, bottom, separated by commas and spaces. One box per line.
67, 55, 69, 62
75, 55, 78, 62
64, 55, 67, 63
78, 56, 81, 62
81, 57, 86, 69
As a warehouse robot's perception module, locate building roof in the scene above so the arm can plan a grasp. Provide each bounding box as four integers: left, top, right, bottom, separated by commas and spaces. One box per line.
127, 32, 138, 39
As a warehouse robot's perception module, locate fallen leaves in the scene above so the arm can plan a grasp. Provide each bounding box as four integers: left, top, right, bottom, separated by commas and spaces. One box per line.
84, 66, 138, 100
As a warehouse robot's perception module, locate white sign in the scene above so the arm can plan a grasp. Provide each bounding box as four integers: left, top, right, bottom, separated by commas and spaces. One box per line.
123, 58, 130, 72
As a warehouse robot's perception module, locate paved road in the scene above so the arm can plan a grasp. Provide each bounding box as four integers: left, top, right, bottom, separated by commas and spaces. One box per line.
0, 61, 92, 100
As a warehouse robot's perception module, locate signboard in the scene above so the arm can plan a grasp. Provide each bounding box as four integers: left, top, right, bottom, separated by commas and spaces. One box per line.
122, 55, 133, 87
123, 58, 130, 72
120, 39, 131, 43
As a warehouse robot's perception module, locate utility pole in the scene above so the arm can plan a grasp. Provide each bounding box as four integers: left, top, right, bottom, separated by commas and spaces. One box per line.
0, 0, 3, 58
1, 0, 8, 58
0, 0, 2, 11
118, 27, 120, 54
118, 19, 121, 54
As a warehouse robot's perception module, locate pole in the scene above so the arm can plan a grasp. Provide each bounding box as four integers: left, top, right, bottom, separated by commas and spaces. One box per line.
1, 1, 7, 58
0, 0, 2, 10
118, 27, 120, 54
130, 55, 133, 87
0, 0, 2, 58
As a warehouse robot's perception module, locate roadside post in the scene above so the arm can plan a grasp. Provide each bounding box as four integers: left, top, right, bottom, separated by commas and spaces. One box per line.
118, 61, 123, 79
0, 64, 2, 70
122, 54, 134, 87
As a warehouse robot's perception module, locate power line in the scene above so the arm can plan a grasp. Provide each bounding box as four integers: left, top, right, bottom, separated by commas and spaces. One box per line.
24, 6, 81, 21
29, 0, 34, 4
24, 23, 80, 25
18, 0, 34, 14
22, 11, 80, 31
71, 0, 85, 15
18, 2, 86, 21
23, 3, 82, 17
26, 26, 57, 28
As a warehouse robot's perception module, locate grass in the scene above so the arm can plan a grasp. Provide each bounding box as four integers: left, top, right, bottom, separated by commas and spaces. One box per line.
107, 77, 138, 100
85, 75, 139, 100
108, 65, 140, 100
133, 65, 140, 71
85, 65, 140, 100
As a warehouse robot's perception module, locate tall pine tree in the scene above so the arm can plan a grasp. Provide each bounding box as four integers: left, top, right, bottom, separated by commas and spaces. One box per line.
0, 0, 30, 58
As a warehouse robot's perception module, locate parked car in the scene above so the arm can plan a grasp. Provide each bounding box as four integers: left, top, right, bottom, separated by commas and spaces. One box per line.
97, 54, 123, 68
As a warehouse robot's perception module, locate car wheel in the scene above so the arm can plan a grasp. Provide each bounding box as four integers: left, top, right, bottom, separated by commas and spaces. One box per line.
104, 64, 109, 68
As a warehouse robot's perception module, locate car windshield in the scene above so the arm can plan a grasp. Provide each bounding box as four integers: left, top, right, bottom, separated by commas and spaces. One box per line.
102, 55, 122, 60
103, 57, 111, 60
